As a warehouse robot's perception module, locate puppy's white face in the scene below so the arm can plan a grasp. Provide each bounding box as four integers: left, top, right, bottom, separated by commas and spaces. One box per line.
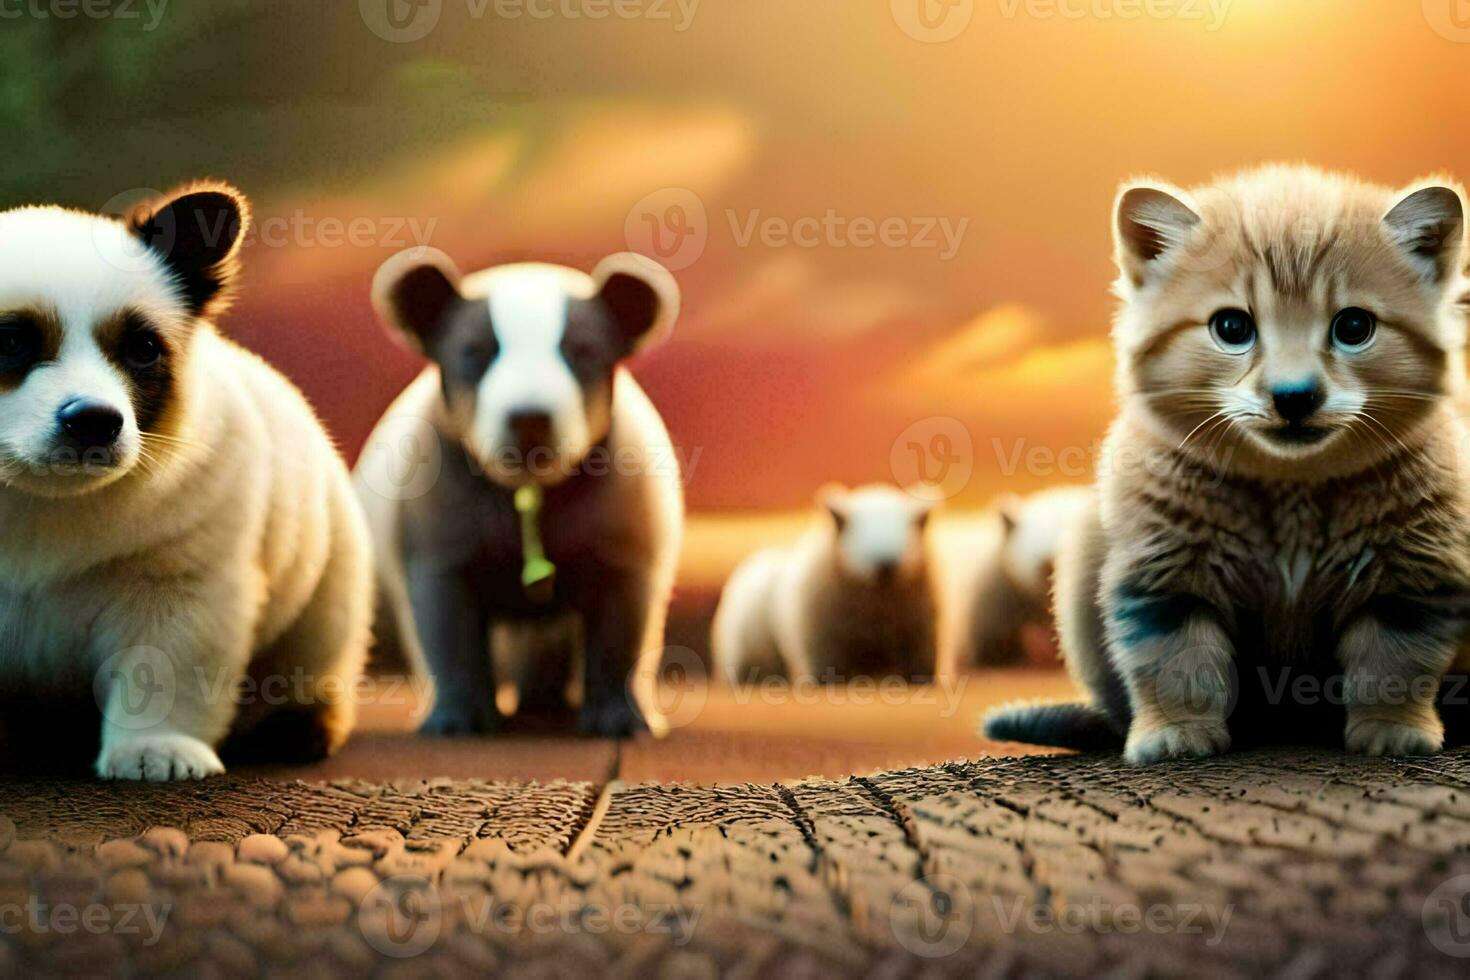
0, 191, 245, 499
823, 485, 933, 586
373, 251, 679, 489
469, 269, 593, 484
0, 187, 246, 498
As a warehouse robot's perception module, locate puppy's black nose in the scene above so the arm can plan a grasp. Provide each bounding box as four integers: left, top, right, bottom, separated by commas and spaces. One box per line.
506, 409, 553, 451
1272, 384, 1324, 425
58, 400, 124, 449
873, 559, 899, 585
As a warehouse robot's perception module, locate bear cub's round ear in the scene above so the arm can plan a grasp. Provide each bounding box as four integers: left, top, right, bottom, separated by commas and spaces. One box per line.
590, 252, 680, 355
371, 247, 465, 354
128, 181, 250, 318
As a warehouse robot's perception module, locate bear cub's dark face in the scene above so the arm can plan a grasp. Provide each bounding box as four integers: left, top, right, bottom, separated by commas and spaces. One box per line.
373, 252, 678, 489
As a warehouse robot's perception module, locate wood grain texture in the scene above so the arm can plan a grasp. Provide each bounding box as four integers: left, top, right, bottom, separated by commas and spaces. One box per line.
5, 748, 1470, 976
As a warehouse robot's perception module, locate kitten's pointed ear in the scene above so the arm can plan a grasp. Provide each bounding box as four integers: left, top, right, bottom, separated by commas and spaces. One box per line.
1384, 183, 1465, 286
1114, 182, 1200, 287
817, 483, 850, 530
128, 182, 250, 318
907, 493, 938, 530
996, 494, 1022, 536
371, 247, 465, 354
591, 253, 680, 356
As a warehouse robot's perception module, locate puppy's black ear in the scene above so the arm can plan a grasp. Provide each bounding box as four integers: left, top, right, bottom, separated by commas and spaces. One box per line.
591, 252, 680, 356
371, 247, 465, 354
1384, 182, 1466, 286
129, 182, 250, 318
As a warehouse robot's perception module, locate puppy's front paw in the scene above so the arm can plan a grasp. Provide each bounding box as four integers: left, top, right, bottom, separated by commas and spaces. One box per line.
1124, 721, 1230, 765
97, 733, 225, 781
1345, 718, 1442, 757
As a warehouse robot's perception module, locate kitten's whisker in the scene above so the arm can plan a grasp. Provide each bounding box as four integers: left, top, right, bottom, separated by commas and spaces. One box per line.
1177, 411, 1228, 453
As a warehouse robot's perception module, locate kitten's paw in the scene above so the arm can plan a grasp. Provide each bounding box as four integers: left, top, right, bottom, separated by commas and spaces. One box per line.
96, 733, 225, 781
419, 702, 497, 737
1124, 721, 1230, 765
1345, 718, 1442, 757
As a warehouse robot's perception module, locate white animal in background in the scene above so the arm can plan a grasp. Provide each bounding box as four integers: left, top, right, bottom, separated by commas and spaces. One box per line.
713, 484, 942, 685
959, 486, 1091, 667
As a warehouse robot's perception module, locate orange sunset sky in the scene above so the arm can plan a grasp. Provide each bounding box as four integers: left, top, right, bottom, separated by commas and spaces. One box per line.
29, 2, 1468, 546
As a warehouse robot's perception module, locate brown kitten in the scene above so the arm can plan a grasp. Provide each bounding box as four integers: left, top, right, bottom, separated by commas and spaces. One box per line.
985, 165, 1470, 762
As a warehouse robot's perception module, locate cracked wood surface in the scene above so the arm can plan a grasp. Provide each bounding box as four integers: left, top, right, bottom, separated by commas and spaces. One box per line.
5, 748, 1470, 977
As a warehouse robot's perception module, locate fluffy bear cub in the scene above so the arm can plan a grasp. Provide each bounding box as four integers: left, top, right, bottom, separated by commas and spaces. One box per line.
0, 185, 373, 779
713, 484, 940, 685
985, 166, 1470, 762
355, 249, 684, 738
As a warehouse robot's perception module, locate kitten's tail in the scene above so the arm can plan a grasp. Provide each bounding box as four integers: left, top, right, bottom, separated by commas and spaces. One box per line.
981, 700, 1124, 752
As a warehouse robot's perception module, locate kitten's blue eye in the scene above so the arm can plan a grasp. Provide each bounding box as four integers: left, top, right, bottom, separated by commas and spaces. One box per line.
1330, 308, 1376, 353
1209, 309, 1256, 354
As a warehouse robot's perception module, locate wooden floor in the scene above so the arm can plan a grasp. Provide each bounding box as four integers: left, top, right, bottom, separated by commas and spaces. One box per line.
7, 671, 1470, 976
236, 668, 1077, 785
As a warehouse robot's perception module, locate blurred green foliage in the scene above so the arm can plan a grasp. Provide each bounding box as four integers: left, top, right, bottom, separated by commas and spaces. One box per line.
0, 1, 521, 208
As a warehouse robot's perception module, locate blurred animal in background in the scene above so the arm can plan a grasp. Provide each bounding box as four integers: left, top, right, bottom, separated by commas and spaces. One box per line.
959, 486, 1091, 667
0, 184, 373, 780
356, 250, 684, 738
713, 484, 942, 685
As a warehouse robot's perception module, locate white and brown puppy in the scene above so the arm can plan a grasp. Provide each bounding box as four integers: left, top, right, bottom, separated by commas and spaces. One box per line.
0, 184, 372, 780
355, 249, 684, 737
714, 484, 940, 684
